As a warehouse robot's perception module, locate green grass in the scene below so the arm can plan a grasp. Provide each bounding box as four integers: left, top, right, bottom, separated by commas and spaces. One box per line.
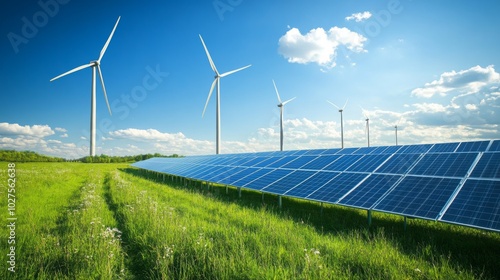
1, 162, 499, 279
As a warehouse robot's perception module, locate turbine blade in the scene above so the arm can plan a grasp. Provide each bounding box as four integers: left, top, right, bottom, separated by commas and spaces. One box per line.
282, 97, 296, 106
272, 79, 282, 104
98, 16, 121, 63
202, 78, 217, 117
326, 100, 340, 110
360, 105, 369, 119
199, 34, 219, 75
97, 65, 112, 115
50, 63, 93, 82
342, 99, 349, 109
220, 64, 251, 77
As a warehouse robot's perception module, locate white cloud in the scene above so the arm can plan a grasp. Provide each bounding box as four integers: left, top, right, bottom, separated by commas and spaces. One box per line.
0, 123, 54, 137
60, 133, 68, 138
345, 11, 372, 22
278, 26, 366, 69
411, 65, 500, 98
55, 127, 67, 133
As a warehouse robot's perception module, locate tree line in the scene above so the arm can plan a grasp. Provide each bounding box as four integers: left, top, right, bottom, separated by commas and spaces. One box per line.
0, 150, 180, 163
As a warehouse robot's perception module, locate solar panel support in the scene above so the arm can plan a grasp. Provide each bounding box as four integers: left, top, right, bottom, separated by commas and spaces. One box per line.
368, 210, 372, 226
279, 195, 282, 209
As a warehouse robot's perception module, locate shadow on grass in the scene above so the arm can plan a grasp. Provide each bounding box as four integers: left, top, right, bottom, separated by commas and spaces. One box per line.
120, 167, 500, 279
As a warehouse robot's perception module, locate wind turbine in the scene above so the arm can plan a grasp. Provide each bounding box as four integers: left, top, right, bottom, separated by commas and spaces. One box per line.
50, 16, 121, 157
394, 116, 402, 146
199, 34, 251, 154
327, 99, 348, 149
360, 106, 370, 147
273, 80, 296, 151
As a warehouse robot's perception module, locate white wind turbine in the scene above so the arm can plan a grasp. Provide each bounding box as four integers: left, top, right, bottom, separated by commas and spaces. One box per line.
273, 80, 296, 151
327, 99, 348, 149
199, 34, 251, 154
50, 16, 121, 157
394, 116, 402, 146
360, 106, 370, 147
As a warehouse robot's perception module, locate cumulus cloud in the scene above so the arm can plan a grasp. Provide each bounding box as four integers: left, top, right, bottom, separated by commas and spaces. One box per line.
411, 65, 500, 98
278, 26, 366, 69
0, 123, 54, 137
346, 11, 372, 22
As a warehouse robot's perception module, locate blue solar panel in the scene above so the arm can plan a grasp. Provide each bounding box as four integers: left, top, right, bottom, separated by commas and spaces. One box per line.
428, 142, 460, 153
470, 152, 500, 179
262, 170, 317, 195
347, 154, 390, 173
265, 156, 300, 168
374, 176, 461, 219
322, 155, 363, 171
456, 141, 490, 152
408, 153, 478, 177
338, 174, 402, 209
231, 168, 274, 187
307, 172, 368, 203
300, 155, 342, 171
281, 155, 317, 169
336, 147, 359, 154
488, 140, 500, 151
252, 157, 282, 168
284, 171, 340, 198
396, 144, 433, 154
244, 169, 294, 191
373, 154, 421, 174
440, 179, 500, 232
132, 139, 500, 233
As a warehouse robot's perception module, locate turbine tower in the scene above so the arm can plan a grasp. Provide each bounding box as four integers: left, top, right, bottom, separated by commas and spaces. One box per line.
50, 16, 121, 157
327, 99, 348, 149
395, 125, 398, 146
199, 34, 251, 154
273, 80, 296, 151
360, 106, 370, 147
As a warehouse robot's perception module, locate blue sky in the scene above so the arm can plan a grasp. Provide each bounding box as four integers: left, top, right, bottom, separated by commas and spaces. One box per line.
1, 0, 499, 158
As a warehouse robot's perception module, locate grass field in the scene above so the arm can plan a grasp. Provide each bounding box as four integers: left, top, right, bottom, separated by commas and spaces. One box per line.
0, 162, 499, 279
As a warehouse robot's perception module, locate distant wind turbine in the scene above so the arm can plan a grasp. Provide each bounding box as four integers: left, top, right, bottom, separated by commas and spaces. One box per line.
327, 99, 348, 149
394, 116, 402, 146
199, 34, 251, 154
273, 80, 296, 151
360, 106, 370, 147
50, 16, 121, 157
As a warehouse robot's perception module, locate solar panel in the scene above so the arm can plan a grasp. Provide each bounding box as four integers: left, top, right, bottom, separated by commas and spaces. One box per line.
372, 153, 421, 174
322, 155, 363, 171
307, 172, 369, 203
131, 139, 500, 232
456, 140, 490, 152
231, 168, 274, 187
488, 140, 500, 151
284, 171, 340, 198
396, 144, 433, 154
374, 176, 461, 219
428, 142, 460, 153
440, 179, 500, 231
338, 174, 402, 209
346, 154, 390, 173
408, 153, 478, 177
300, 155, 341, 171
262, 170, 317, 195
242, 169, 294, 191
280, 155, 317, 169
470, 152, 500, 179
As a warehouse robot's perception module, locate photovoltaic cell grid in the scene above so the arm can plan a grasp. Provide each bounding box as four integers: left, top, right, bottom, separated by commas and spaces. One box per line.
132, 140, 500, 232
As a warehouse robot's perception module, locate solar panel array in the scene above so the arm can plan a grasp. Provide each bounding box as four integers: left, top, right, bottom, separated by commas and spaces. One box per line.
132, 140, 500, 232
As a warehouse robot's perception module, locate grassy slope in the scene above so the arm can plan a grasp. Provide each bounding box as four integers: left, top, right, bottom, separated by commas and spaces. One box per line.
0, 162, 498, 279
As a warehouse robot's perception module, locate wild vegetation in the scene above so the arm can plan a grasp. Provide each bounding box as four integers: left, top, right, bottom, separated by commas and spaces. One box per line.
0, 162, 498, 279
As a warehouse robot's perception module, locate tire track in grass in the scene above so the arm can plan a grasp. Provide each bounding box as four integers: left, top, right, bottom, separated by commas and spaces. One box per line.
103, 171, 152, 279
